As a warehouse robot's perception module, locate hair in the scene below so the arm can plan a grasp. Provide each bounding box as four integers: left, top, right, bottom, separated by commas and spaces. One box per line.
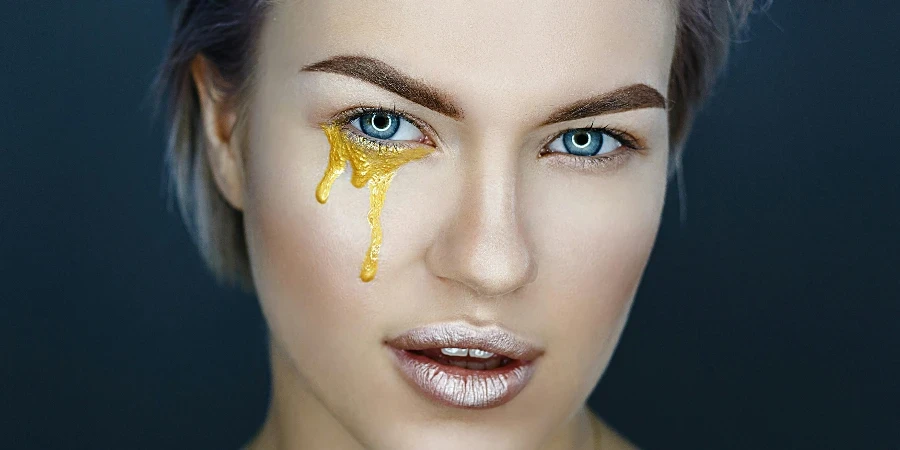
155, 0, 767, 289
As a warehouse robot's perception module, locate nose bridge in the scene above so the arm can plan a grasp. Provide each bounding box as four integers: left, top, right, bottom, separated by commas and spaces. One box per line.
425, 135, 537, 297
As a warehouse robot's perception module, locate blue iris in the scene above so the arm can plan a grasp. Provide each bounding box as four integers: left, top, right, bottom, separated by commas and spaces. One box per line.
359, 111, 400, 140
562, 129, 603, 156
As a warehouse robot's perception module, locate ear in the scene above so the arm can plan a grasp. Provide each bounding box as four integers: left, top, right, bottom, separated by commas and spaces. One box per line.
191, 55, 245, 210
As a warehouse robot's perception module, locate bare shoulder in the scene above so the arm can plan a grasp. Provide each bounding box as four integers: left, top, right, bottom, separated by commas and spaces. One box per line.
589, 411, 639, 450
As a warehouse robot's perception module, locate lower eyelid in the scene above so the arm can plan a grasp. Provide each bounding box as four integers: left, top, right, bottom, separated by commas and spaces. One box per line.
540, 150, 633, 173
338, 110, 639, 165
339, 125, 431, 151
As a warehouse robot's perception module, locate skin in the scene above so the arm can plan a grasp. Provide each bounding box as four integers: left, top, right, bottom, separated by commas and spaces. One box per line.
194, 0, 677, 448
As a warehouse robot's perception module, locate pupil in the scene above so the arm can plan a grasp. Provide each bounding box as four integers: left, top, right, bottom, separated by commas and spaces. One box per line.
372, 114, 390, 131
573, 132, 590, 147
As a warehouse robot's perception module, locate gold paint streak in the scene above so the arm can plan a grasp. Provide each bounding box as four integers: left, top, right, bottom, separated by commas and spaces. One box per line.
316, 123, 433, 282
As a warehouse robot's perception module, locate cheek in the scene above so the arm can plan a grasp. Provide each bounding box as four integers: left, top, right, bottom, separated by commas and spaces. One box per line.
527, 156, 667, 373
240, 109, 389, 368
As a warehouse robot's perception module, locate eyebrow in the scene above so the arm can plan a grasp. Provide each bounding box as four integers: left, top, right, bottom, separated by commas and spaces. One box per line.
302, 55, 463, 119
540, 84, 667, 126
301, 55, 666, 125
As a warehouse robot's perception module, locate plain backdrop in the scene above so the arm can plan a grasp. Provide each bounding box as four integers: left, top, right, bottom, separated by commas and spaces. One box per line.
2, 2, 898, 449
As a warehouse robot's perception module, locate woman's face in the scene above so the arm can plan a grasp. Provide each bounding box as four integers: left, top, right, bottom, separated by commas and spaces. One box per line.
240, 0, 675, 448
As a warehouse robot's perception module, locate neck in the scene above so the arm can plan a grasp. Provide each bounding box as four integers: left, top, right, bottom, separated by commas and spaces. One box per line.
245, 339, 602, 450
245, 339, 367, 450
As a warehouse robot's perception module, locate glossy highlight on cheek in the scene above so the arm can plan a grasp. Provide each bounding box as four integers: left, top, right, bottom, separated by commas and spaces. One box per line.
315, 123, 434, 282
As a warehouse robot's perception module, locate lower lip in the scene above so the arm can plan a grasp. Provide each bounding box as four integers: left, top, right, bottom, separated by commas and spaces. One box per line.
387, 346, 538, 409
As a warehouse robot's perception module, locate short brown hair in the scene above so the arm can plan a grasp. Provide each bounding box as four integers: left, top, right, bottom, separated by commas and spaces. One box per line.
155, 0, 766, 289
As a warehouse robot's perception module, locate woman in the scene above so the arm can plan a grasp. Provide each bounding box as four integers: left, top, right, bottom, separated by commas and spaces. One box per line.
156, 1, 760, 448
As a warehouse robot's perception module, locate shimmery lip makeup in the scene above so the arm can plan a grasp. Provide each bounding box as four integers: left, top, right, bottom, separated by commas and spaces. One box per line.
385, 323, 544, 409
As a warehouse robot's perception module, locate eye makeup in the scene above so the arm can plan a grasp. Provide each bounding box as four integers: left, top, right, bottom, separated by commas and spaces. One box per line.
315, 121, 434, 282
538, 123, 646, 173
315, 107, 647, 281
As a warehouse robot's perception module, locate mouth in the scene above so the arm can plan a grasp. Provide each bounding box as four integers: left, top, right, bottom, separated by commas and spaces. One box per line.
385, 322, 544, 409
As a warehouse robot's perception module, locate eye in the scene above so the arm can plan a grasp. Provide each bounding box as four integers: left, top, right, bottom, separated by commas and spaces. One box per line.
546, 129, 624, 157
349, 110, 426, 142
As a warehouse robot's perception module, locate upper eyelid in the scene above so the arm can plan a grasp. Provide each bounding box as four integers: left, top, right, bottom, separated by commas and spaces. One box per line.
335, 107, 439, 149
337, 107, 434, 137
585, 127, 641, 149
556, 117, 641, 147
334, 106, 644, 150
335, 106, 423, 128
544, 126, 642, 152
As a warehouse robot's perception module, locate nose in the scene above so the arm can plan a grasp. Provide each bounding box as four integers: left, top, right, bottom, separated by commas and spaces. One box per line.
425, 144, 537, 297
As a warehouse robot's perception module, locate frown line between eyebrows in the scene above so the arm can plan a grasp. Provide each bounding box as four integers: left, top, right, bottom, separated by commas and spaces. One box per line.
301, 54, 667, 125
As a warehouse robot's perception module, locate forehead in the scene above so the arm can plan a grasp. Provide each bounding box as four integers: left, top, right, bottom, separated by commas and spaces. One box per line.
262, 0, 677, 120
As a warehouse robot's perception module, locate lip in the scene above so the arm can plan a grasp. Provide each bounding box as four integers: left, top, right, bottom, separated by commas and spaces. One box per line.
385, 322, 544, 409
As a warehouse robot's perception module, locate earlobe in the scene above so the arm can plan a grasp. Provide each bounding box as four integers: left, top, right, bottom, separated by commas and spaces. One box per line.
190, 55, 245, 210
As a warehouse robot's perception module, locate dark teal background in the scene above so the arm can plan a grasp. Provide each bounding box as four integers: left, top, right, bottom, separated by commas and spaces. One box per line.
2, 2, 898, 449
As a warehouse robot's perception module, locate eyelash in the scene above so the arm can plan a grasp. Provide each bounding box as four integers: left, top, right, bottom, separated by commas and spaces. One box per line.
331, 106, 644, 170
539, 121, 644, 172
332, 105, 435, 148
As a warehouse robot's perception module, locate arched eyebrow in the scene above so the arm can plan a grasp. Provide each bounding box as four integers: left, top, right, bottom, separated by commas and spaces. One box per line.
302, 55, 464, 119
301, 55, 667, 125
540, 84, 667, 126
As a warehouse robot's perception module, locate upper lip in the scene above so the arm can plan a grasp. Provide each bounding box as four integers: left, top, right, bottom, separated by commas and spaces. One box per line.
385, 322, 544, 361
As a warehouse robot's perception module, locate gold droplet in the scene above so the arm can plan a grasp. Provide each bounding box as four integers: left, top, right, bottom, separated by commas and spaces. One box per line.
315, 123, 433, 282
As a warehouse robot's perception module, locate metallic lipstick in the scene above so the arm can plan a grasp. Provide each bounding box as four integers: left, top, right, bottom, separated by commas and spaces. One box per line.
385, 322, 544, 409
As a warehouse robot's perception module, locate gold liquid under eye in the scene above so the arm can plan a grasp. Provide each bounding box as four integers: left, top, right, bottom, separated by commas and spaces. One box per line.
315, 123, 434, 282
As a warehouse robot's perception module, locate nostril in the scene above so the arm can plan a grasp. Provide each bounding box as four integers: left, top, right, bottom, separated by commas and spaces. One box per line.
427, 233, 537, 297
464, 244, 537, 297
471, 279, 526, 298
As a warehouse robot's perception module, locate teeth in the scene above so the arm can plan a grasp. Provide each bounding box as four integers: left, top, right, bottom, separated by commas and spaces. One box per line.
439, 348, 497, 359
440, 347, 469, 357
468, 349, 495, 359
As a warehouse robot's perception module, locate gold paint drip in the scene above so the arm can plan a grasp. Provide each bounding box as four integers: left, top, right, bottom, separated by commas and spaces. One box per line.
316, 123, 433, 282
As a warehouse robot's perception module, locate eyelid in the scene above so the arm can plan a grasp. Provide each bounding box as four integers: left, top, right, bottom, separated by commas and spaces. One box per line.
564, 124, 643, 151
538, 123, 645, 157
328, 107, 647, 158
330, 106, 438, 147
